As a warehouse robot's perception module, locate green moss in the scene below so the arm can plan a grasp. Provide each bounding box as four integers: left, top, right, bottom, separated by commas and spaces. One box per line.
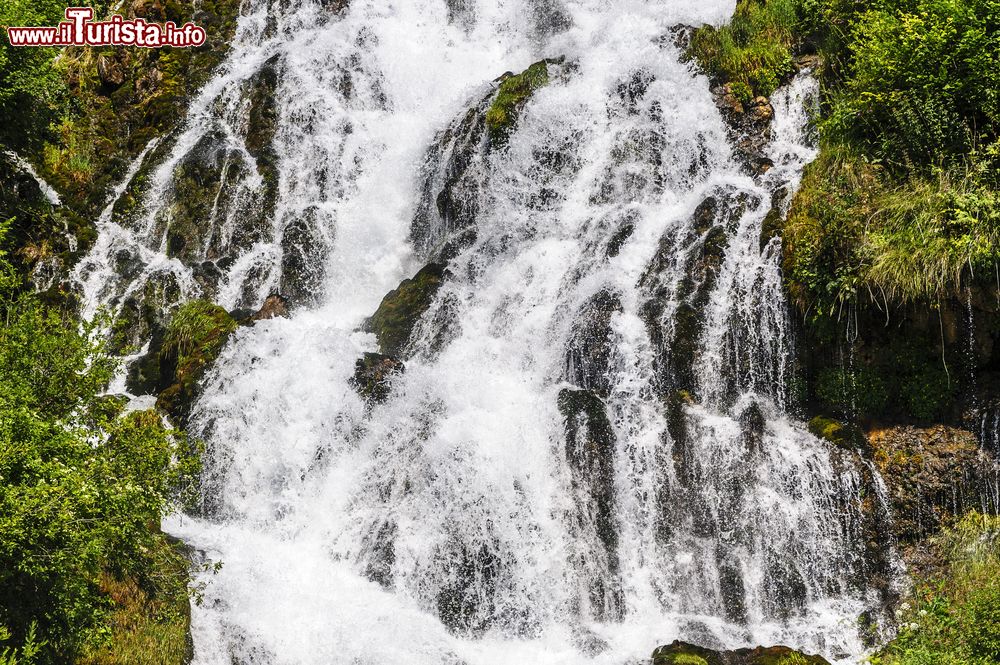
485, 60, 553, 147
671, 655, 709, 665
687, 0, 800, 99
156, 300, 236, 420
366, 263, 445, 358
807, 415, 863, 451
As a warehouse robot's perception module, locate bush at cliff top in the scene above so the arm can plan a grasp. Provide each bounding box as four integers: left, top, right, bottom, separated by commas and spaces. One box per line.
818, 0, 1000, 167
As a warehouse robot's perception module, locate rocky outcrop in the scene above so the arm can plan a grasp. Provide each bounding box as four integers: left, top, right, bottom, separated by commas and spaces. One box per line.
126, 300, 236, 424
364, 263, 446, 358
486, 58, 562, 148
248, 294, 290, 321
652, 641, 830, 665
350, 353, 404, 404
870, 425, 1000, 543
565, 290, 622, 397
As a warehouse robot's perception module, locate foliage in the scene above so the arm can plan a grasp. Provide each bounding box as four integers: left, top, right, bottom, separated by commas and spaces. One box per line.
0, 226, 199, 662
688, 0, 800, 99
870, 512, 1000, 665
784, 148, 1000, 313
819, 0, 1000, 166
155, 299, 237, 420
0, 0, 73, 149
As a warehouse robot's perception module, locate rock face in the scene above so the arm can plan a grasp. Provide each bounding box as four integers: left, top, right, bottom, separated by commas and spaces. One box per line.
870, 426, 1000, 543
557, 388, 622, 620
124, 300, 237, 424
249, 294, 290, 321
364, 263, 446, 358
652, 641, 831, 665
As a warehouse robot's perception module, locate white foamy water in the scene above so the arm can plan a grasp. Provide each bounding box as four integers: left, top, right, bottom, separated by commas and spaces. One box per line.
74, 0, 892, 662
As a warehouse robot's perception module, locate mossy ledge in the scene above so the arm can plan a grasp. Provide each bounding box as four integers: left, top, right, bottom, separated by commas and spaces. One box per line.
485, 58, 562, 148
652, 640, 830, 665
154, 300, 237, 423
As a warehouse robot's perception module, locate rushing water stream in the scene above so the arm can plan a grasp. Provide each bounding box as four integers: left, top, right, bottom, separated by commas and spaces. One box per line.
73, 1, 895, 662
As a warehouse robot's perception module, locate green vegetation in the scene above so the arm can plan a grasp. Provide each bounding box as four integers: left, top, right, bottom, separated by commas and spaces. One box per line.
156, 300, 237, 421
691, 0, 1000, 313
789, 0, 1000, 312
0, 222, 200, 663
871, 512, 1000, 665
485, 60, 552, 147
688, 0, 800, 102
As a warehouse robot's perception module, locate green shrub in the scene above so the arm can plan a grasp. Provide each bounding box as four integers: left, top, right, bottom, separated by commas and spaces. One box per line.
0, 228, 199, 662
872, 512, 1000, 665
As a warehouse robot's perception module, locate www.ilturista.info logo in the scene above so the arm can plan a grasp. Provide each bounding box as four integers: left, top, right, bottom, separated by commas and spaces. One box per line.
5, 7, 206, 48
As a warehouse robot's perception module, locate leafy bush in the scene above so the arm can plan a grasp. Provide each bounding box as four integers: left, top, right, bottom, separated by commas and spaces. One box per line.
825, 0, 1000, 166
0, 229, 199, 662
872, 512, 1000, 665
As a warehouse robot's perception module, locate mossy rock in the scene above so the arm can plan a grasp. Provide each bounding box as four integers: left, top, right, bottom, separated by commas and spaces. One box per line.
652, 641, 830, 665
365, 263, 446, 358
155, 300, 237, 422
485, 58, 561, 148
350, 353, 405, 404
807, 415, 865, 452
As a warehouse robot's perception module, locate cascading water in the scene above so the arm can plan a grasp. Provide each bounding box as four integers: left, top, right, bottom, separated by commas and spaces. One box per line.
74, 1, 897, 662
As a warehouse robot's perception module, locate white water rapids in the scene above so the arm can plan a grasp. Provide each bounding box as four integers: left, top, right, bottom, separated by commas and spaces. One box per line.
72, 0, 894, 662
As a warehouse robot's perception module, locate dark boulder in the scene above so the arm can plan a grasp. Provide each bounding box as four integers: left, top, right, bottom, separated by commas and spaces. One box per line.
564, 290, 622, 397
557, 388, 622, 620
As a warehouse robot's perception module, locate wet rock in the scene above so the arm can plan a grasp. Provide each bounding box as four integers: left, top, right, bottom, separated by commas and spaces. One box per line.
709, 83, 775, 177
350, 353, 404, 405
565, 290, 622, 397
411, 95, 490, 257
249, 293, 289, 321
748, 96, 774, 123
870, 425, 1000, 543
279, 207, 331, 305
606, 221, 635, 258
436, 541, 503, 635
652, 641, 831, 665
558, 388, 623, 620
739, 401, 766, 454
486, 58, 563, 148
365, 263, 446, 358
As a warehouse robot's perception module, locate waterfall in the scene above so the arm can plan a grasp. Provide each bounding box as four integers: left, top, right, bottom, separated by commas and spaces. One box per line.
74, 1, 892, 662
